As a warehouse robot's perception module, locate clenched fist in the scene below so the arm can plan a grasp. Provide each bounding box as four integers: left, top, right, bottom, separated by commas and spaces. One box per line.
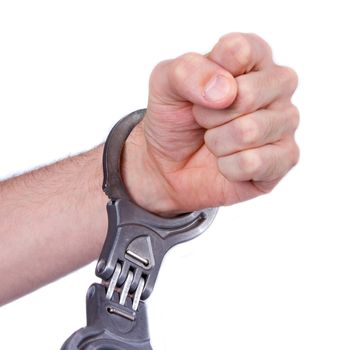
122, 33, 299, 216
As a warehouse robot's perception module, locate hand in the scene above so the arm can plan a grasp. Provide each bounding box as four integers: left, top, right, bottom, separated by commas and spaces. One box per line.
121, 33, 299, 216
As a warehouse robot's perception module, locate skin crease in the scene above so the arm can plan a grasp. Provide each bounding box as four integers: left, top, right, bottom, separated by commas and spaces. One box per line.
0, 33, 299, 305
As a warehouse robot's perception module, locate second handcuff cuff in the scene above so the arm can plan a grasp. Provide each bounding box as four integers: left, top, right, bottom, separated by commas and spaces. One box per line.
61, 109, 218, 349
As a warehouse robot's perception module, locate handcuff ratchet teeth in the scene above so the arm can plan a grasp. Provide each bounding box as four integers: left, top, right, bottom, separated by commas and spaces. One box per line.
61, 109, 218, 350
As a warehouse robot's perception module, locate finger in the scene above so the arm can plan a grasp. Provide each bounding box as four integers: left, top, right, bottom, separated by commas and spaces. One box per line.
217, 138, 299, 182
193, 65, 298, 129
148, 52, 237, 110
205, 105, 300, 157
207, 32, 274, 76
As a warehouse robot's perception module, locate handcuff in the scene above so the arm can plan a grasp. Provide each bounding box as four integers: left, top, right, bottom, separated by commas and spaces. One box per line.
61, 109, 218, 349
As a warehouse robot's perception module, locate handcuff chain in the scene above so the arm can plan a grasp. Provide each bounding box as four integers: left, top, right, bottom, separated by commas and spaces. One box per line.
106, 262, 146, 312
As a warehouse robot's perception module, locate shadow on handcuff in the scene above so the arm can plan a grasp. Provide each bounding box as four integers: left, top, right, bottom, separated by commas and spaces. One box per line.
61, 109, 218, 350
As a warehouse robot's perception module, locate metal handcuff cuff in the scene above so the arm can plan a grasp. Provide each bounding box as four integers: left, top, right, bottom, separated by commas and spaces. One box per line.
61, 109, 218, 350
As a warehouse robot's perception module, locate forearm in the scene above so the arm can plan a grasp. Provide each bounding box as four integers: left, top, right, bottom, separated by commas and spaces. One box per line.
0, 145, 107, 305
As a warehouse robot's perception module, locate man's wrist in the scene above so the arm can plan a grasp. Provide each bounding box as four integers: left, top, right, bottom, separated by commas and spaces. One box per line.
120, 120, 179, 217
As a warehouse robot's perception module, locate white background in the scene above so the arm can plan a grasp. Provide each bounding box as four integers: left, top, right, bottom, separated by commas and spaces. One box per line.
0, 1, 349, 349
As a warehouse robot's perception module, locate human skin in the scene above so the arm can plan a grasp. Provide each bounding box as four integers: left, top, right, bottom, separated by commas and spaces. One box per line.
0, 33, 299, 305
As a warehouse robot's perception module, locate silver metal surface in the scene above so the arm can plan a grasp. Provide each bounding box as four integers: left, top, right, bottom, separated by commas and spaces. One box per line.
119, 270, 133, 305
191, 207, 219, 240
126, 249, 149, 266
106, 263, 122, 300
132, 277, 145, 311
107, 306, 135, 321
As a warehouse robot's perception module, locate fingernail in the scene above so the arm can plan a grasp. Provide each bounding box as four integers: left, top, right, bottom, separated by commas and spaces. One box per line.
203, 74, 231, 102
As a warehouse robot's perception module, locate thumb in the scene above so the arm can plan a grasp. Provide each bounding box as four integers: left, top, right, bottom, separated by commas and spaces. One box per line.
148, 52, 237, 110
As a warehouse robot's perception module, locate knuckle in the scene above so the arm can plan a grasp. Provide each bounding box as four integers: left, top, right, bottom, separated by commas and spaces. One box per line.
261, 112, 273, 140
249, 33, 273, 57
149, 60, 173, 99
279, 66, 299, 93
265, 152, 278, 179
289, 142, 300, 167
179, 52, 200, 64
204, 130, 220, 155
236, 81, 256, 112
234, 35, 254, 67
150, 59, 170, 82
238, 151, 262, 176
170, 52, 200, 82
287, 104, 300, 131
220, 33, 254, 67
233, 118, 259, 146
